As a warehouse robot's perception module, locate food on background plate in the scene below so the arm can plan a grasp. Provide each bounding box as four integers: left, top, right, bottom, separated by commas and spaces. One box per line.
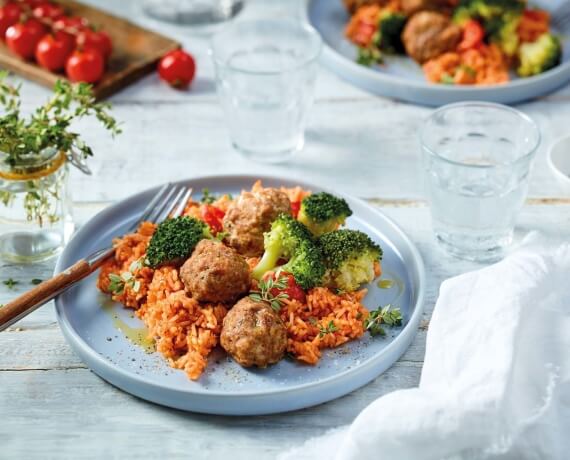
97, 181, 402, 380
402, 11, 462, 63
344, 0, 562, 85
0, 0, 113, 84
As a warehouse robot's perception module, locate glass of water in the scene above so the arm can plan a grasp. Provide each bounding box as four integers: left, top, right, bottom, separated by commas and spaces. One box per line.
421, 102, 540, 262
211, 19, 322, 163
142, 0, 243, 26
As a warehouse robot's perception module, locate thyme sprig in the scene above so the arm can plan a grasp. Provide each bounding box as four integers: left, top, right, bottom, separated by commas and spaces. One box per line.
108, 258, 144, 295
318, 320, 338, 338
249, 272, 290, 311
3, 278, 19, 289
0, 73, 121, 225
0, 74, 120, 168
364, 304, 402, 337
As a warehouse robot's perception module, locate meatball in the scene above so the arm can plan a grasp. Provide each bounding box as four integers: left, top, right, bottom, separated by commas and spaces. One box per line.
402, 11, 462, 64
180, 240, 250, 303
401, 0, 458, 15
220, 297, 287, 368
223, 188, 291, 257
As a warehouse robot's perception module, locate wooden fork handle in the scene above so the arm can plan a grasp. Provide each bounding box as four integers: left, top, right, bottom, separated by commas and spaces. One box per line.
0, 259, 93, 332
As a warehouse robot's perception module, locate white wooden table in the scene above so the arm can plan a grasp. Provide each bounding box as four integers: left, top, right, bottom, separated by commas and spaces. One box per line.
1, 1, 569, 458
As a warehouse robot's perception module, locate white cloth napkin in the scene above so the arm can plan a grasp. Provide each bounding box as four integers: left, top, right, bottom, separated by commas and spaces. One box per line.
279, 235, 570, 460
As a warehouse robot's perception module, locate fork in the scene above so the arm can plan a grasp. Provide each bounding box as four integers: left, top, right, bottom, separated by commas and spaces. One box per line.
552, 2, 570, 30
0, 183, 193, 332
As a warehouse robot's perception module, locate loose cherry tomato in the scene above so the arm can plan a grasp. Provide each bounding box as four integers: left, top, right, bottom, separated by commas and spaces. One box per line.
263, 271, 306, 304
76, 28, 112, 60
290, 201, 301, 218
458, 20, 485, 52
6, 19, 48, 60
35, 31, 74, 71
158, 49, 195, 89
201, 205, 225, 233
33, 2, 65, 21
0, 3, 22, 39
65, 48, 104, 83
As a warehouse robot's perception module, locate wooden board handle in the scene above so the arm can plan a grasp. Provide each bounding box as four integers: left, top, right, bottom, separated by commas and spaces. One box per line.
0, 259, 92, 332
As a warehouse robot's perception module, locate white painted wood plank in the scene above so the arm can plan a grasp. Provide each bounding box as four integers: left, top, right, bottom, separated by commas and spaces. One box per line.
0, 364, 420, 460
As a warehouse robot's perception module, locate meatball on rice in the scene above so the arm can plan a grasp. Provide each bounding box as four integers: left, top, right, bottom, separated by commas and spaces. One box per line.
220, 297, 287, 368
180, 240, 250, 303
223, 188, 291, 257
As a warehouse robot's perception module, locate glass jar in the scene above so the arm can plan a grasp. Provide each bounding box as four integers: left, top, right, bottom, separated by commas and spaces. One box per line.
0, 148, 74, 263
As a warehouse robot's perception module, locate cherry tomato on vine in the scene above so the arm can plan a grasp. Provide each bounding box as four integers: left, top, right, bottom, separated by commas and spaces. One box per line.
0, 3, 23, 39
201, 205, 225, 233
65, 48, 104, 83
35, 31, 75, 71
33, 2, 65, 21
76, 29, 112, 60
53, 15, 88, 33
6, 19, 48, 60
21, 0, 44, 8
158, 49, 195, 89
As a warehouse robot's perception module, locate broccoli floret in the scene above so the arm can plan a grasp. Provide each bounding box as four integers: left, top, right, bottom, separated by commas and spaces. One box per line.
252, 214, 325, 289
517, 33, 562, 77
454, 1, 524, 56
318, 229, 382, 292
455, 0, 524, 21
297, 192, 353, 237
145, 216, 210, 268
375, 12, 407, 54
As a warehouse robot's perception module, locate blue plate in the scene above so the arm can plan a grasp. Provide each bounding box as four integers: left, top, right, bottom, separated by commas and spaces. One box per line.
306, 0, 570, 106
55, 175, 425, 415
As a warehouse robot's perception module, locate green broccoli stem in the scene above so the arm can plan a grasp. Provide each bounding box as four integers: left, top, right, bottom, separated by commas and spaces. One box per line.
252, 243, 282, 280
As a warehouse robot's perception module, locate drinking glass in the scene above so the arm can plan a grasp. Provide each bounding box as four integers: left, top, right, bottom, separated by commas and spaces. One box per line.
0, 149, 74, 263
142, 0, 243, 26
421, 102, 540, 262
211, 19, 322, 163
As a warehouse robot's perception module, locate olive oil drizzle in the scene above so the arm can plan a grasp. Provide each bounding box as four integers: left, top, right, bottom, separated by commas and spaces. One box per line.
100, 298, 155, 353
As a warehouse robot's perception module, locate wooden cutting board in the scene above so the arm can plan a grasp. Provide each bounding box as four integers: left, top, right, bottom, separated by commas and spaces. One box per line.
0, 0, 180, 99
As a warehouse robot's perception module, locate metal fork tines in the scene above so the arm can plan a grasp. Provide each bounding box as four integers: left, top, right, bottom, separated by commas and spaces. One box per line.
128, 183, 193, 232
88, 183, 192, 266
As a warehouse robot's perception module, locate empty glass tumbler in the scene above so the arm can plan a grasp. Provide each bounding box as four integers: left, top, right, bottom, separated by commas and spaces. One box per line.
421, 102, 540, 262
211, 19, 322, 163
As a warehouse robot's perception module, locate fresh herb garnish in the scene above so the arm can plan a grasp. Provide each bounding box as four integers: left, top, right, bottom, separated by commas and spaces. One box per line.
440, 73, 455, 85
3, 278, 19, 289
108, 271, 141, 296
364, 304, 402, 337
335, 288, 346, 295
249, 272, 290, 311
318, 320, 338, 338
357, 46, 383, 66
200, 188, 216, 204
460, 65, 476, 77
214, 231, 229, 242
31, 278, 43, 285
